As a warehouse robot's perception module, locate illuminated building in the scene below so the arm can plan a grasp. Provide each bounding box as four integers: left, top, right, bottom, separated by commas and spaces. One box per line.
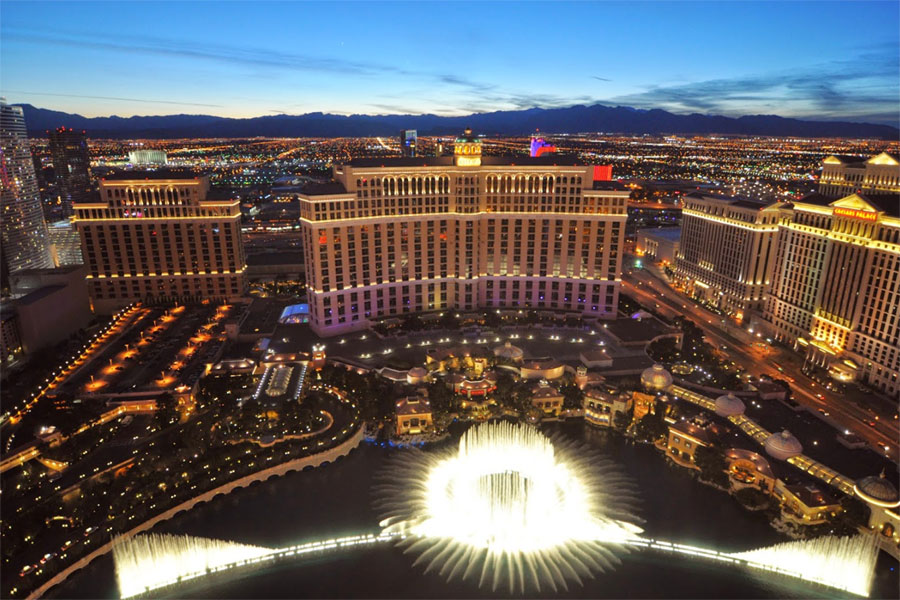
530, 134, 556, 157
395, 394, 432, 435
635, 227, 680, 264
666, 416, 715, 468
818, 152, 900, 198
75, 171, 246, 312
583, 386, 632, 427
854, 471, 900, 549
760, 192, 900, 396
531, 380, 563, 416
775, 481, 842, 525
48, 127, 92, 217
128, 149, 168, 165
298, 128, 629, 335
674, 192, 781, 322
47, 219, 84, 265
0, 99, 55, 273
399, 130, 417, 158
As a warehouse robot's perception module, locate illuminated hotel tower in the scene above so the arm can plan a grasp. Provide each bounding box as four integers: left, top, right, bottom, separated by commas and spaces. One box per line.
0, 99, 55, 273
74, 171, 246, 312
819, 152, 900, 198
760, 192, 900, 397
674, 192, 781, 323
298, 128, 628, 335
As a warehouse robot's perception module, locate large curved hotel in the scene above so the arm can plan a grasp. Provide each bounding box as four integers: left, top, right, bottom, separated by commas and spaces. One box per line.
299, 130, 629, 335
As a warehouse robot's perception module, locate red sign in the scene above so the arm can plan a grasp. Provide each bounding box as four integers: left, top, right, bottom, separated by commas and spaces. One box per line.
593, 165, 612, 181
833, 207, 877, 221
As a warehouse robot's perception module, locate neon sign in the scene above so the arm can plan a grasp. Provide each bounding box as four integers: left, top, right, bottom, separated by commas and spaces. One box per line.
833, 207, 877, 221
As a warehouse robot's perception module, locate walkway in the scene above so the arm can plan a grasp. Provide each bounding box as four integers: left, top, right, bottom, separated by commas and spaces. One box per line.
671, 384, 855, 495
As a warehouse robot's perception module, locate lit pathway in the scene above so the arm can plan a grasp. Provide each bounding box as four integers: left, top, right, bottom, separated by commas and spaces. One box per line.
671, 384, 856, 494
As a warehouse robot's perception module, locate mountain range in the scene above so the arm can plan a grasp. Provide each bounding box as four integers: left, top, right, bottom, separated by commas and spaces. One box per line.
16, 103, 900, 140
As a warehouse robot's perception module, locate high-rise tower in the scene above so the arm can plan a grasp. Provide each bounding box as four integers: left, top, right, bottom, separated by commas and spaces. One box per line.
48, 127, 92, 218
0, 99, 55, 273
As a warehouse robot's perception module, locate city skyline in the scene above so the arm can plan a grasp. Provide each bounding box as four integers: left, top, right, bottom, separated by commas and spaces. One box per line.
1, 1, 899, 125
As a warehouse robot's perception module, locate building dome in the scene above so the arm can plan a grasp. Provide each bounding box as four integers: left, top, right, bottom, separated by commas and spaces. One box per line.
855, 471, 900, 507
714, 393, 745, 417
407, 367, 427, 384
641, 364, 673, 391
764, 430, 803, 460
493, 341, 524, 361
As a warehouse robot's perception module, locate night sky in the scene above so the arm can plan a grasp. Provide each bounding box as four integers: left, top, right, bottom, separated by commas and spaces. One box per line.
1, 1, 898, 125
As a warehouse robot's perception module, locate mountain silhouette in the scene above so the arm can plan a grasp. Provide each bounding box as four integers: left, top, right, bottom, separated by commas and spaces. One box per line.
17, 103, 899, 140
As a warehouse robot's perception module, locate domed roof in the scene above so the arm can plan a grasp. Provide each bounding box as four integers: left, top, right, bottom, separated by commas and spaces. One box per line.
641, 364, 673, 391
493, 341, 524, 360
764, 430, 803, 460
855, 471, 900, 506
714, 393, 745, 417
407, 367, 427, 378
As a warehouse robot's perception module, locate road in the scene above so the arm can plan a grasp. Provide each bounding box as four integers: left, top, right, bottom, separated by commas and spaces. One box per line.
621, 265, 898, 462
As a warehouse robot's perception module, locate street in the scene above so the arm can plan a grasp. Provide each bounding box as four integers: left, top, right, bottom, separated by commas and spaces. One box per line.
621, 264, 899, 463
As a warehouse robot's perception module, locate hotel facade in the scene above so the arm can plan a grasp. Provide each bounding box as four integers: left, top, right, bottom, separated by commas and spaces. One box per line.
674, 192, 780, 322
819, 152, 900, 198
74, 171, 246, 313
760, 192, 900, 398
298, 131, 629, 335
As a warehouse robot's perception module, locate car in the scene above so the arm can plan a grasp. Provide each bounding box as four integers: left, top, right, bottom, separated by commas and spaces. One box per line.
61, 540, 74, 551
867, 420, 877, 428
19, 565, 33, 577
84, 526, 97, 537
39, 553, 55, 565
817, 408, 830, 417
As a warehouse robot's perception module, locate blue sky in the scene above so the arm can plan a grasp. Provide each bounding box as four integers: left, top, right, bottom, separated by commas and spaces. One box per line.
1, 1, 898, 124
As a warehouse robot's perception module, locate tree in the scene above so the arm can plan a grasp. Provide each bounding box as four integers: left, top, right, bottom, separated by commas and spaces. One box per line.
694, 445, 729, 488
734, 487, 770, 510
612, 410, 631, 431
560, 383, 584, 409
634, 411, 668, 443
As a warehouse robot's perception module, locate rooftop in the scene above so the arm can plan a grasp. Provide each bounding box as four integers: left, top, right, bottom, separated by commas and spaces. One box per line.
343, 155, 591, 168
396, 396, 432, 416
638, 227, 682, 241
15, 285, 67, 306
784, 483, 838, 508
300, 181, 347, 196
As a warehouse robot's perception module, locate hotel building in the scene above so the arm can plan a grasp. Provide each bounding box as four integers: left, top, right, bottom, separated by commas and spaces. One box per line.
761, 192, 900, 397
0, 99, 55, 273
819, 152, 900, 198
674, 192, 781, 322
74, 171, 245, 313
298, 130, 628, 335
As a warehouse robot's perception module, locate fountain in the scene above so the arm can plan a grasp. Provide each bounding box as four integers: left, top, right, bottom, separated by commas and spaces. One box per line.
730, 533, 879, 597
112, 533, 272, 598
109, 422, 882, 598
377, 421, 643, 592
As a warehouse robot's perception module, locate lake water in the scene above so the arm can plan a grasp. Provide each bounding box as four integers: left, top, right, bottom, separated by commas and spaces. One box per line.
54, 421, 898, 599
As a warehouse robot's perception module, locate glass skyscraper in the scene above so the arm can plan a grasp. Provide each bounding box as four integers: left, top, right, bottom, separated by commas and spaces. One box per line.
48, 126, 93, 218
0, 99, 55, 273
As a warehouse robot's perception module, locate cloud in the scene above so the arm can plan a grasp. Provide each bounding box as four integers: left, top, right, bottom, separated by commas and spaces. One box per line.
0, 90, 223, 108
5, 27, 600, 116
607, 49, 899, 125
4, 28, 410, 78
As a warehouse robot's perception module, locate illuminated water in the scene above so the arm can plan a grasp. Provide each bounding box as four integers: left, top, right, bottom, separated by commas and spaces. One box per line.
378, 422, 642, 592
56, 422, 899, 599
